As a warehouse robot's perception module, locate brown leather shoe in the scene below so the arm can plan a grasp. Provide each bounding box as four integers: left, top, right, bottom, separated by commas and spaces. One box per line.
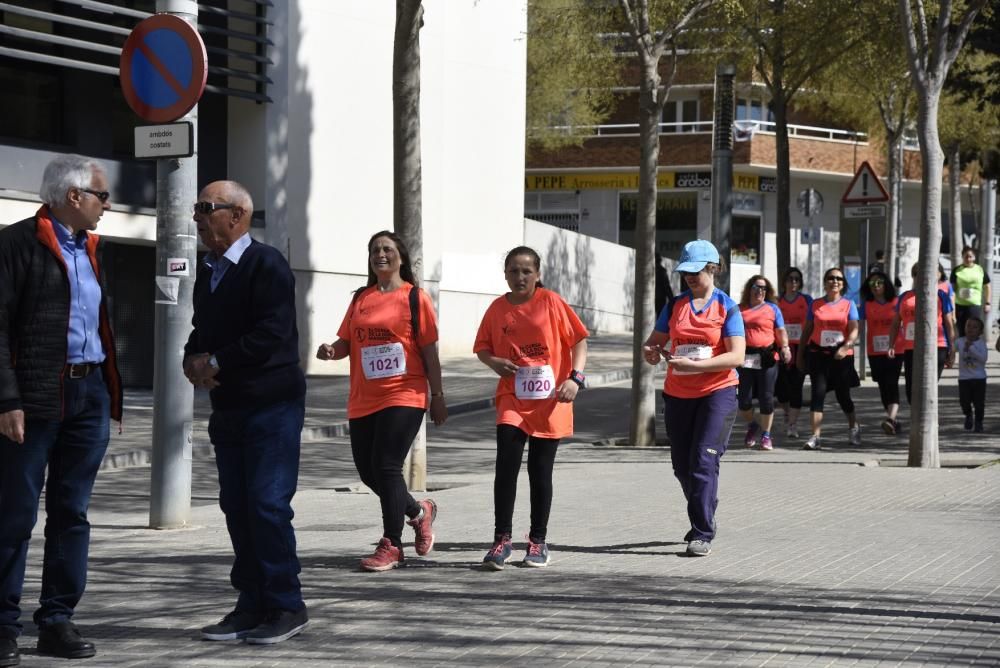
36, 622, 95, 659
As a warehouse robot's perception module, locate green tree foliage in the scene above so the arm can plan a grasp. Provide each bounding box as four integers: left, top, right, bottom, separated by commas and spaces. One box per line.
725, 0, 877, 277
526, 0, 621, 150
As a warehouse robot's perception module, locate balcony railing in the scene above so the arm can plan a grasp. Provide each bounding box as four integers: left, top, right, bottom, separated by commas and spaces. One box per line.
535, 120, 869, 144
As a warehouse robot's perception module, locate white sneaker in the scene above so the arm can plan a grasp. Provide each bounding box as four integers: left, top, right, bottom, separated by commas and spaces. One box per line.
803, 434, 821, 450
786, 424, 799, 439
849, 425, 861, 446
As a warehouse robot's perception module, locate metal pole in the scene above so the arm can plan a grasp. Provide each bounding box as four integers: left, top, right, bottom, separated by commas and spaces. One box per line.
983, 178, 997, 333
149, 0, 198, 529
859, 217, 870, 380
711, 64, 735, 294
807, 215, 813, 293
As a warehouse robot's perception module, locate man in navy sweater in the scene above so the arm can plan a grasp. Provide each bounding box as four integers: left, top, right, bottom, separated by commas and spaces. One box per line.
183, 180, 308, 645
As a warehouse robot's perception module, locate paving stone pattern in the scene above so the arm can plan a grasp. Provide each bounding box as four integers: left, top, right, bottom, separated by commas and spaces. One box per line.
11, 334, 1000, 666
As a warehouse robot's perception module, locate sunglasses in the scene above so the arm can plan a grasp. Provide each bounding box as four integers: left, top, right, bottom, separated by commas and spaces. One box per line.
826, 276, 845, 282
80, 188, 110, 203
193, 201, 236, 215
868, 279, 885, 287
751, 284, 768, 291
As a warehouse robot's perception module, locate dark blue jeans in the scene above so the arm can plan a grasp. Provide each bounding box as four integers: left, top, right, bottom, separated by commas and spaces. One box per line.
663, 386, 737, 543
209, 396, 305, 614
0, 371, 110, 638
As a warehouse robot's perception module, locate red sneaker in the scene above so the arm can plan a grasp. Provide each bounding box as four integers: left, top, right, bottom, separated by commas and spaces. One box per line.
360, 537, 404, 572
407, 498, 437, 556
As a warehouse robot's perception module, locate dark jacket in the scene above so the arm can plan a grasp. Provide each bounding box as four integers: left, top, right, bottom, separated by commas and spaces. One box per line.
0, 207, 123, 421
184, 239, 306, 410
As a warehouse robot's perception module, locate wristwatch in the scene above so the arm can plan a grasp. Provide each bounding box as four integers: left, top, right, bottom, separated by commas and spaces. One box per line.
569, 369, 586, 388
208, 354, 219, 370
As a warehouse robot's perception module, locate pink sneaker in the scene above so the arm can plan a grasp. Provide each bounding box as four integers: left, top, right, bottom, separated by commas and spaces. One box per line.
360, 537, 404, 572
760, 434, 773, 450
744, 422, 759, 448
406, 499, 437, 556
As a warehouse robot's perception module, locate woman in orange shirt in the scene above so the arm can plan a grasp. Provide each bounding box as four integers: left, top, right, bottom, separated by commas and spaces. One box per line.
795, 267, 861, 450
316, 231, 447, 572
859, 270, 902, 435
474, 246, 588, 569
737, 275, 791, 451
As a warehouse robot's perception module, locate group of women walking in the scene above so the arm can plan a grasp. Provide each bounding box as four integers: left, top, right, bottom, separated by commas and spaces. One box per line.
317, 232, 588, 571
314, 234, 981, 566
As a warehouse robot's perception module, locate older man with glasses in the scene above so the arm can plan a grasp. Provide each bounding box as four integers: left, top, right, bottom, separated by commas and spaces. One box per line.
0, 154, 123, 666
184, 180, 308, 646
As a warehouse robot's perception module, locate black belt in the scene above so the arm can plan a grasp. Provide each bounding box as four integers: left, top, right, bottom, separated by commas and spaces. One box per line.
65, 362, 100, 379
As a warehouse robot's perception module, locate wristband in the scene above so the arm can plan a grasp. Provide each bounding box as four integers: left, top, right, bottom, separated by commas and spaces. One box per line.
569, 369, 586, 388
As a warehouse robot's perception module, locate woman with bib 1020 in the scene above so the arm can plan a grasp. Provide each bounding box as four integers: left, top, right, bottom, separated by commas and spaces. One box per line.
474, 246, 588, 570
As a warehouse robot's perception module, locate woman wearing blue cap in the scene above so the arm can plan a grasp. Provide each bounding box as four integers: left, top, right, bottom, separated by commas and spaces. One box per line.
641, 239, 745, 557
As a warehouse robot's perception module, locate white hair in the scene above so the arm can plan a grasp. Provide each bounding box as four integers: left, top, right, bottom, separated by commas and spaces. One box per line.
39, 154, 104, 207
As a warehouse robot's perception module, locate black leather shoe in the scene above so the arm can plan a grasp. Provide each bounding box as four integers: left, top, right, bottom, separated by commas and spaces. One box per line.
0, 637, 19, 667
36, 622, 95, 659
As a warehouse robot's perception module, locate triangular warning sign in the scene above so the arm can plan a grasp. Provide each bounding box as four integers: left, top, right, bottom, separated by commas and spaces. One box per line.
842, 161, 890, 204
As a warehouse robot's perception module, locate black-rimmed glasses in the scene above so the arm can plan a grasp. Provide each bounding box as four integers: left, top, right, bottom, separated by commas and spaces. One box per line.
193, 201, 235, 215
81, 188, 110, 203
826, 276, 845, 282
751, 284, 768, 292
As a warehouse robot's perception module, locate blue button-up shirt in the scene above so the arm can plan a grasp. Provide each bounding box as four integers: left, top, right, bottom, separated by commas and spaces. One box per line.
204, 233, 252, 293
51, 215, 105, 364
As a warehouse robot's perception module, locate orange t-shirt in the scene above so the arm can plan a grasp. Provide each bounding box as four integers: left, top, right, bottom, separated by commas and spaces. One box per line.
473, 288, 589, 439
337, 284, 438, 419
861, 298, 898, 357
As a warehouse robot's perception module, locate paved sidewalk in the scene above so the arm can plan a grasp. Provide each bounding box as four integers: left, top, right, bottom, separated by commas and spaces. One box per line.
9, 344, 1000, 666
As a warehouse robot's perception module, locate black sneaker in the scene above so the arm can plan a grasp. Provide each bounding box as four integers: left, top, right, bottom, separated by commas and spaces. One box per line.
964, 415, 974, 430
244, 608, 308, 645
201, 610, 263, 641
0, 637, 18, 668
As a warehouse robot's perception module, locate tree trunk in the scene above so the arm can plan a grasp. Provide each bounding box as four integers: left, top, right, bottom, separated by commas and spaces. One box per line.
909, 90, 942, 469
393, 0, 427, 490
629, 52, 661, 447
948, 143, 963, 268
772, 88, 792, 279
886, 131, 902, 285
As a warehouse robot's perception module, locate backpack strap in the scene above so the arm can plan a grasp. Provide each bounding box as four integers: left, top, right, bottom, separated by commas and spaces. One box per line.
410, 285, 421, 341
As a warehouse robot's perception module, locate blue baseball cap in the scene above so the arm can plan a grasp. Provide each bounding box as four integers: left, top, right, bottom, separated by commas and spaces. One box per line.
675, 239, 720, 273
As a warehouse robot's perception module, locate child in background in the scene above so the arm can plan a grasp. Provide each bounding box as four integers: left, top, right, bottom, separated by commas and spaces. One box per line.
958, 316, 987, 433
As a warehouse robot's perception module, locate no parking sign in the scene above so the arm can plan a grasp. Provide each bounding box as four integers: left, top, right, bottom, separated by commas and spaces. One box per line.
120, 14, 207, 123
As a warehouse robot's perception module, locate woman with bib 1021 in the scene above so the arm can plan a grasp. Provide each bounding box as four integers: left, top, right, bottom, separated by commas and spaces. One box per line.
315, 231, 447, 572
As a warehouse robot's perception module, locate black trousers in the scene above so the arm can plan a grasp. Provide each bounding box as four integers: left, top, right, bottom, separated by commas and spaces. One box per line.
494, 424, 559, 543
349, 406, 424, 547
902, 348, 947, 405
868, 354, 902, 410
958, 378, 986, 424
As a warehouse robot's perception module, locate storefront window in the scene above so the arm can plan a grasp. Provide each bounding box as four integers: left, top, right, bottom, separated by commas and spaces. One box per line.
618, 192, 698, 256
731, 214, 761, 265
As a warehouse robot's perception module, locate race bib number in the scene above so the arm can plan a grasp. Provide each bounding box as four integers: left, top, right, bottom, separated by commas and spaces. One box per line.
959, 287, 973, 300
785, 323, 802, 342
671, 344, 713, 375
515, 365, 556, 400
905, 322, 915, 341
820, 330, 844, 347
872, 335, 890, 353
361, 342, 407, 379
743, 353, 762, 369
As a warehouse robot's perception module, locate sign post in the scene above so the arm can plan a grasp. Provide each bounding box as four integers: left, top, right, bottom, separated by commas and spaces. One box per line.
840, 162, 891, 380
797, 188, 823, 295
121, 1, 206, 529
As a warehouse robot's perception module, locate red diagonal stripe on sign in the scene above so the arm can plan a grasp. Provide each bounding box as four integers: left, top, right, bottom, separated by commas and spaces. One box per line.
136, 40, 187, 98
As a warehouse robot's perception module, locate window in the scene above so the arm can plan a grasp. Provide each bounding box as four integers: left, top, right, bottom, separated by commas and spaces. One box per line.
618, 192, 697, 256
736, 98, 774, 123
662, 99, 699, 133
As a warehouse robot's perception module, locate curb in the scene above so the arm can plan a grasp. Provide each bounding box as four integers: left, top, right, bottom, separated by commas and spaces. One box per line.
100, 367, 635, 471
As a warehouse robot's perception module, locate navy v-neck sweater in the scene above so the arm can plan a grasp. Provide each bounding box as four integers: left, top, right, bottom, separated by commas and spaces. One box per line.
185, 239, 306, 410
